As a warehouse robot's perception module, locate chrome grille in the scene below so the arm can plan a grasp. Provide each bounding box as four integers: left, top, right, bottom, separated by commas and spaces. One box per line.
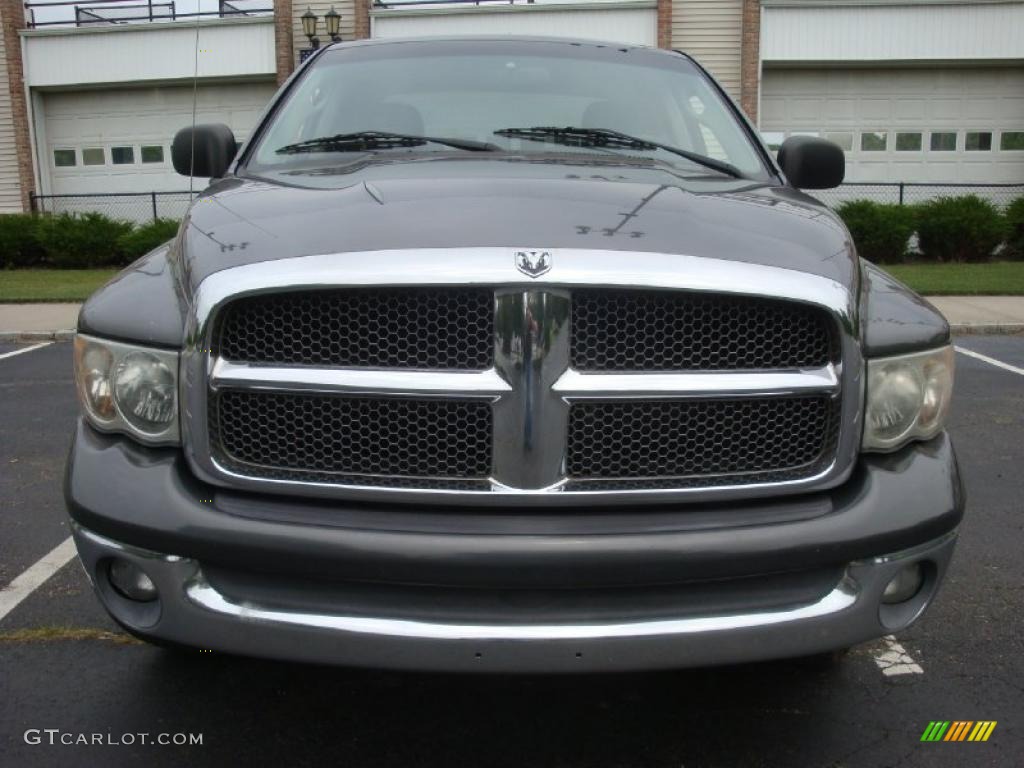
188, 247, 860, 506
210, 391, 493, 481
571, 290, 835, 371
217, 288, 494, 369
567, 397, 840, 486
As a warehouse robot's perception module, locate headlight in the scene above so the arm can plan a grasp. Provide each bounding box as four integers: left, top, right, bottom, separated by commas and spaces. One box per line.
74, 334, 179, 445
863, 346, 954, 452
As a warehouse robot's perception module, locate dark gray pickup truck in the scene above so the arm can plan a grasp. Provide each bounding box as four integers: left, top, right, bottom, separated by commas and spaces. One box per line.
66, 36, 963, 672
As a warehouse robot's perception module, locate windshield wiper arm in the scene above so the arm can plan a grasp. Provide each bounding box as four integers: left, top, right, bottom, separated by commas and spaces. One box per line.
276, 131, 499, 155
494, 126, 743, 178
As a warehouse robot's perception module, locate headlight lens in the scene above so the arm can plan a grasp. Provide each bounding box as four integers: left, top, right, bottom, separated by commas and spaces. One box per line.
74, 334, 179, 445
113, 352, 177, 434
863, 346, 954, 452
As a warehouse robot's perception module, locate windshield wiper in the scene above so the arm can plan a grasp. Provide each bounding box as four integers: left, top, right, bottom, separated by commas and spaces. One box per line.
494, 126, 743, 179
276, 131, 499, 155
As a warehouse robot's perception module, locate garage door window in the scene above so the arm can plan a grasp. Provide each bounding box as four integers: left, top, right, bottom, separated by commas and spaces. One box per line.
965, 132, 992, 151
53, 149, 76, 167
82, 148, 105, 166
861, 132, 887, 151
999, 132, 1024, 151
895, 133, 922, 152
930, 132, 957, 152
824, 132, 853, 151
111, 146, 135, 165
760, 132, 784, 151
141, 146, 165, 163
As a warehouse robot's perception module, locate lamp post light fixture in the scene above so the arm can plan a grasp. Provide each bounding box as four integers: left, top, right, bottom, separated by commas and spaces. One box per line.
301, 8, 319, 50
325, 6, 341, 43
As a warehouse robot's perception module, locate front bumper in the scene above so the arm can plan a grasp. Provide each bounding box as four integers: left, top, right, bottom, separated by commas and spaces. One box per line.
66, 421, 965, 672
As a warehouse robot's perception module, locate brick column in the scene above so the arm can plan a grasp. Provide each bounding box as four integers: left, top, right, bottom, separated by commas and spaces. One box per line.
656, 0, 672, 49
353, 0, 370, 40
274, 0, 294, 85
1, 0, 35, 212
739, 0, 761, 124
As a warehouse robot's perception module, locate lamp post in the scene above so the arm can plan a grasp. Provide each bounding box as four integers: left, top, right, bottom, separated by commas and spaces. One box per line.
301, 8, 319, 51
325, 6, 341, 43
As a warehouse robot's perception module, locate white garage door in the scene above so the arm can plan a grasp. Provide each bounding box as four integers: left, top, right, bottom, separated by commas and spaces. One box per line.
761, 67, 1024, 183
39, 81, 278, 198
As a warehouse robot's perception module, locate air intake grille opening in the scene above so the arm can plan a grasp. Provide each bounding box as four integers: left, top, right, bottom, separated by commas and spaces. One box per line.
211, 391, 493, 481
571, 290, 835, 371
217, 288, 494, 370
567, 396, 839, 485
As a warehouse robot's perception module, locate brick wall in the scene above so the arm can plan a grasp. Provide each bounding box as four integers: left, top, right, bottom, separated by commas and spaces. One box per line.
657, 0, 672, 49
739, 0, 760, 124
0, 0, 33, 212
275, 0, 294, 84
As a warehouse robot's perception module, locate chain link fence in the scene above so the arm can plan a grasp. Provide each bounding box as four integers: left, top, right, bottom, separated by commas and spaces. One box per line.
28, 183, 1024, 224
30, 192, 196, 224
814, 182, 1024, 211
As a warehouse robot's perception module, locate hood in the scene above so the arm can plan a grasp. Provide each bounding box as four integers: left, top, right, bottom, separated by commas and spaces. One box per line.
177, 155, 857, 295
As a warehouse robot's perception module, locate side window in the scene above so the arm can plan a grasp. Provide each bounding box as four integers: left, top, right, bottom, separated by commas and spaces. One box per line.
53, 149, 76, 167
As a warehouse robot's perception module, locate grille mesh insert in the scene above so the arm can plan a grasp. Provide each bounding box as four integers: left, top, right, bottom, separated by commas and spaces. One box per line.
571, 290, 835, 371
217, 288, 494, 370
211, 391, 492, 480
567, 397, 839, 483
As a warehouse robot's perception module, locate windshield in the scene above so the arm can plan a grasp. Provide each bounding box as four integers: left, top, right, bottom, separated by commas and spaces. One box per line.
246, 40, 769, 179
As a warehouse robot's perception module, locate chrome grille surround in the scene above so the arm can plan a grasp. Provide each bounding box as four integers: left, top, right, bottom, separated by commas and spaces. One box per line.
181, 248, 863, 507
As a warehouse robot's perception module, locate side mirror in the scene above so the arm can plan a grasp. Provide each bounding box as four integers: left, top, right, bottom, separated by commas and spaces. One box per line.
777, 136, 845, 190
172, 124, 237, 178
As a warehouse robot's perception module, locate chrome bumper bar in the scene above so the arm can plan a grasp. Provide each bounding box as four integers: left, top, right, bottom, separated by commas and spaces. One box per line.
71, 523, 957, 673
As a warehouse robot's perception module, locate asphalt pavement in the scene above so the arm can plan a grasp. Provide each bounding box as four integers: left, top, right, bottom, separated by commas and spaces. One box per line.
1, 337, 1022, 768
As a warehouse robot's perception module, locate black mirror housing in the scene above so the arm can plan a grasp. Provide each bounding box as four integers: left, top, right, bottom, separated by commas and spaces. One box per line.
777, 136, 845, 190
172, 124, 237, 178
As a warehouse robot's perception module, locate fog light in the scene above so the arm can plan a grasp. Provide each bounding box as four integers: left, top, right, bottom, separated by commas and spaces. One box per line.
108, 559, 158, 602
882, 563, 924, 604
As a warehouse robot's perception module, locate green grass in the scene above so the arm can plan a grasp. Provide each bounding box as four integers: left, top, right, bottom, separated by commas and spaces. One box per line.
0, 269, 118, 302
2, 262, 1023, 302
882, 261, 1024, 296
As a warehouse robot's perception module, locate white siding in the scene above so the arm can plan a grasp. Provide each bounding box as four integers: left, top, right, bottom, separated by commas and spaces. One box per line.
763, 2, 1024, 63
293, 1, 356, 65
761, 67, 1024, 183
671, 0, 742, 98
372, 5, 657, 46
22, 18, 275, 89
0, 7, 22, 213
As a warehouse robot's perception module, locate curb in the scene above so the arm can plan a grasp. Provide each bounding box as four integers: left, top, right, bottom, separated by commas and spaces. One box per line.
949, 323, 1024, 335
3, 326, 1024, 341
0, 329, 76, 342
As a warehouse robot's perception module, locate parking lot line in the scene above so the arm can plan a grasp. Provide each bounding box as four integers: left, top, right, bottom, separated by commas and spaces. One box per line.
872, 635, 924, 676
0, 537, 77, 623
955, 346, 1024, 377
0, 341, 53, 361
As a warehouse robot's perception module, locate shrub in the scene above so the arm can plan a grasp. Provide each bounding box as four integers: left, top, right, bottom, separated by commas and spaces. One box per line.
835, 200, 916, 263
117, 218, 180, 263
35, 212, 133, 269
1004, 196, 1024, 260
0, 214, 45, 268
915, 195, 1006, 263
